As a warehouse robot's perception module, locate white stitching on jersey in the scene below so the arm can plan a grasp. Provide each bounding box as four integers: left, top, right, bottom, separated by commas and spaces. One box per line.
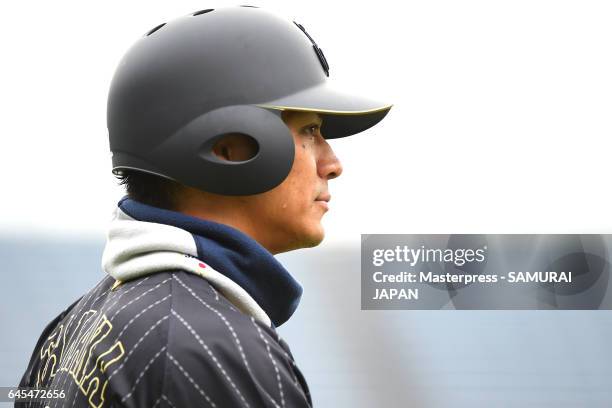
53, 277, 120, 408
41, 277, 109, 408
162, 394, 177, 408
110, 278, 171, 321
62, 279, 125, 408
170, 308, 250, 408
54, 276, 149, 408
208, 282, 220, 301
120, 345, 167, 403
173, 274, 297, 399
208, 282, 237, 312
64, 277, 150, 408
173, 276, 251, 370
161, 393, 177, 408
90, 286, 111, 306
267, 330, 299, 385
167, 353, 216, 408
115, 295, 171, 339
105, 276, 151, 314
107, 314, 169, 380
251, 316, 285, 408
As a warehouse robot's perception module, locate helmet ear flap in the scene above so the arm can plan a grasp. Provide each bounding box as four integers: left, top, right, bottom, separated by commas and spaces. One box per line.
198, 132, 260, 164
147, 105, 295, 196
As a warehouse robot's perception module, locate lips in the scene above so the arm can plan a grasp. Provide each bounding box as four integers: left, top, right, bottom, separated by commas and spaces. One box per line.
315, 193, 331, 211
315, 193, 331, 203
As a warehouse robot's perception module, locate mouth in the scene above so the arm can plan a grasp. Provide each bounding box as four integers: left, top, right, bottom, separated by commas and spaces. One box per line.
315, 193, 331, 211
315, 193, 331, 202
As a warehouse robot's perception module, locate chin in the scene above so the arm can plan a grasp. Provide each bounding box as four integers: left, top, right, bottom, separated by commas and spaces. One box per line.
287, 222, 325, 251
302, 233, 324, 248
300, 224, 325, 248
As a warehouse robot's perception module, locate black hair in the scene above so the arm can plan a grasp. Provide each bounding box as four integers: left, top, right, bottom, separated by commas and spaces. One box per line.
114, 169, 184, 211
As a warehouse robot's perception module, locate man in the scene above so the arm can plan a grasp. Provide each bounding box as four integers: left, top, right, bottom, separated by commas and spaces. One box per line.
17, 6, 391, 407
175, 111, 342, 253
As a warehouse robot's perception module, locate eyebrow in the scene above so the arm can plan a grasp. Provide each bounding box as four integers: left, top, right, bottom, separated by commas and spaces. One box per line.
299, 115, 323, 130
299, 120, 323, 133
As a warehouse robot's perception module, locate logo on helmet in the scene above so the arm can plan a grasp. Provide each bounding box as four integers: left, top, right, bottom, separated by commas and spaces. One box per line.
294, 21, 330, 77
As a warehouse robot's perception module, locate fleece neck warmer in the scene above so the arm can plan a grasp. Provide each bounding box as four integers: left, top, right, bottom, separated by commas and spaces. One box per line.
101, 196, 303, 328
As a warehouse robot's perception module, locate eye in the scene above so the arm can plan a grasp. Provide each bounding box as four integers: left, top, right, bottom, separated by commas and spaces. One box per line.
302, 124, 321, 138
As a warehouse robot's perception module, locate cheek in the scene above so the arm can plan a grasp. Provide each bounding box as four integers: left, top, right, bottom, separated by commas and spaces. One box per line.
289, 147, 318, 199
271, 146, 318, 214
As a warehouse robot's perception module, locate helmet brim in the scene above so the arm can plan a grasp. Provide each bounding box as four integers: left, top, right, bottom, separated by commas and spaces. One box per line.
255, 81, 392, 139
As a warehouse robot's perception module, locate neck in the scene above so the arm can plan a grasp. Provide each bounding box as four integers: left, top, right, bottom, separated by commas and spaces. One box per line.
113, 196, 304, 327
175, 188, 281, 254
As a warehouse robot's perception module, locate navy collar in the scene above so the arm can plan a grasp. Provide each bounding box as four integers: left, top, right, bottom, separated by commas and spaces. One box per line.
118, 196, 303, 327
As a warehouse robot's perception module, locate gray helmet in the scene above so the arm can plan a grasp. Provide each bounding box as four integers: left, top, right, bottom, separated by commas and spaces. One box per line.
107, 6, 392, 195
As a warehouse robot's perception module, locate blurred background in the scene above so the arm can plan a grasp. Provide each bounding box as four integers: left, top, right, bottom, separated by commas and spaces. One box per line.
1, 0, 611, 406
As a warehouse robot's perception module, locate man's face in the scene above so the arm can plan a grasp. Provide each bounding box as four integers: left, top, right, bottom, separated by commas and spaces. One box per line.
179, 110, 343, 254
246, 110, 343, 253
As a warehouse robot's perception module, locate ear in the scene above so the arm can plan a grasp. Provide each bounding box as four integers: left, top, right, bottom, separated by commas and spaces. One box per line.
212, 133, 259, 162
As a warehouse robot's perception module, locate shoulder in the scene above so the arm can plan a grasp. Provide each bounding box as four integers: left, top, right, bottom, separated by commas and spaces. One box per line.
21, 270, 311, 407
98, 270, 251, 407
106, 269, 240, 332
139, 271, 311, 408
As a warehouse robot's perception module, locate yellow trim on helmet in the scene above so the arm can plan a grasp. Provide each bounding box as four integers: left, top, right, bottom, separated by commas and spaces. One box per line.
255, 104, 393, 115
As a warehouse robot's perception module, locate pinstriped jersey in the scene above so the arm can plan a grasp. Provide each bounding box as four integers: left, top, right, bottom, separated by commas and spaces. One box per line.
17, 270, 312, 407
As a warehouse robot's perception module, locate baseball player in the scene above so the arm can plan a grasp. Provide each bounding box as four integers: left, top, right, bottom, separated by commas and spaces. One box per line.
17, 6, 392, 407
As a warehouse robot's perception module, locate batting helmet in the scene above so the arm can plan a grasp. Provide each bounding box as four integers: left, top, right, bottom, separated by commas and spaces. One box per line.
107, 6, 392, 195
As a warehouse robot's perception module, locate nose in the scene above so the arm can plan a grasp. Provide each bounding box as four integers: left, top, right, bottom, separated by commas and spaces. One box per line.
317, 138, 343, 180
